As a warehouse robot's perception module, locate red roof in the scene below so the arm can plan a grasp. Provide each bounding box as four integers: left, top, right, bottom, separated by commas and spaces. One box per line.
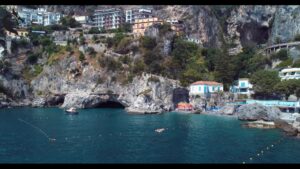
191, 81, 223, 86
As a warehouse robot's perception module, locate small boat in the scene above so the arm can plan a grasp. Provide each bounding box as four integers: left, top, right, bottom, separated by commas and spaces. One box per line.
65, 107, 79, 115
155, 128, 165, 133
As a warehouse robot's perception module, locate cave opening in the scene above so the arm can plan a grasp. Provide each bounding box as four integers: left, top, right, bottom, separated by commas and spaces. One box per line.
94, 101, 125, 108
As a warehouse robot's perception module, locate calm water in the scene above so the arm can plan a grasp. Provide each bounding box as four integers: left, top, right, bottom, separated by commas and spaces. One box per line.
0, 107, 300, 163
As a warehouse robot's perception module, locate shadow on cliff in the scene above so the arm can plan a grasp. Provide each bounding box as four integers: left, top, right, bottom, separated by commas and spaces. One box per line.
93, 101, 125, 108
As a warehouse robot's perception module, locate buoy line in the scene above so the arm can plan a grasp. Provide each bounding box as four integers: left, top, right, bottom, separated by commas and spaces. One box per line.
18, 118, 56, 142
242, 136, 284, 164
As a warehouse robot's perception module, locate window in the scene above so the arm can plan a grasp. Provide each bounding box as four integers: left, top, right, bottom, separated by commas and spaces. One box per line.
240, 82, 245, 87
212, 86, 215, 91
291, 72, 295, 75
198, 86, 201, 91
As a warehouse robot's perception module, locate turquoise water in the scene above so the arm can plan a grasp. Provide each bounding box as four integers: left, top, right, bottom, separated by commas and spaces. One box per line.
0, 107, 300, 163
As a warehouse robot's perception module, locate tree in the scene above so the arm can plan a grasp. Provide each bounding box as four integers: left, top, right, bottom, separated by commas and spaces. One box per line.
27, 53, 39, 64
143, 50, 163, 74
275, 37, 282, 44
0, 7, 22, 50
141, 36, 157, 50
88, 27, 100, 34
60, 16, 81, 28
250, 70, 281, 99
274, 79, 300, 100
271, 49, 289, 61
132, 59, 145, 74
292, 59, 300, 67
79, 52, 85, 62
171, 37, 200, 74
294, 34, 300, 41
119, 22, 132, 33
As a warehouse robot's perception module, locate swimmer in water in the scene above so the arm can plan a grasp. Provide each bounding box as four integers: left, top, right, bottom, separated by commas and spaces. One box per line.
49, 138, 56, 142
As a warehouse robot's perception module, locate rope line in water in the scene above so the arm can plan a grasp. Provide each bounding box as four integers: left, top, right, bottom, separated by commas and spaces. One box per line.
18, 118, 56, 142
242, 137, 284, 164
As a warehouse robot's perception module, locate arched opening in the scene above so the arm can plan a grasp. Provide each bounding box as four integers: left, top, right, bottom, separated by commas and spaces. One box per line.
94, 101, 125, 108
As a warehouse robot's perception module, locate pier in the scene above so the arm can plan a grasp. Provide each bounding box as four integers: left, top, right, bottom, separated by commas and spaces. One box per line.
226, 99, 300, 113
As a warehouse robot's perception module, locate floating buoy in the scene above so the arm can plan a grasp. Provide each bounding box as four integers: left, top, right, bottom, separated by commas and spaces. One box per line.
249, 157, 253, 160
257, 153, 260, 156
242, 162, 245, 164
266, 147, 269, 150
155, 128, 165, 133
261, 150, 264, 153
271, 145, 274, 147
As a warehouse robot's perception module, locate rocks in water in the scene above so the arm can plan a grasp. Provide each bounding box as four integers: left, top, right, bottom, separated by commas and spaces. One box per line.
242, 120, 275, 129
32, 97, 46, 107
217, 105, 236, 115
125, 107, 161, 114
236, 103, 281, 121
274, 119, 298, 136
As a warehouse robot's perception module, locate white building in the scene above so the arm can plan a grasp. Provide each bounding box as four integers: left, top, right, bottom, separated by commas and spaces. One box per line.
230, 78, 254, 96
73, 15, 89, 24
279, 68, 300, 80
18, 7, 62, 27
125, 7, 152, 24
189, 81, 224, 96
93, 8, 124, 30
186, 36, 201, 44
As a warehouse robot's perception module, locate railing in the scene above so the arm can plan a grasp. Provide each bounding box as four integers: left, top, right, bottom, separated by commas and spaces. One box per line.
225, 100, 300, 108
246, 100, 300, 108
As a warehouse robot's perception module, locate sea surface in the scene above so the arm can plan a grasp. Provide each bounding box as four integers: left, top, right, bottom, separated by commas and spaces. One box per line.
0, 107, 300, 163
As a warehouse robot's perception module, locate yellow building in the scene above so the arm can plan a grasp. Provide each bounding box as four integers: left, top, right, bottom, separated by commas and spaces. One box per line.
132, 17, 163, 37
6, 29, 29, 39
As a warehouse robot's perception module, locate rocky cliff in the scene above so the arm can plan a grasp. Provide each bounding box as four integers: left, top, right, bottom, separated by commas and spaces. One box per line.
29, 54, 180, 113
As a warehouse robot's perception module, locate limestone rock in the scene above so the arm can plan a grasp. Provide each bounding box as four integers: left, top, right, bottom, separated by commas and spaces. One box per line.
274, 119, 298, 136
218, 105, 236, 115
236, 103, 281, 121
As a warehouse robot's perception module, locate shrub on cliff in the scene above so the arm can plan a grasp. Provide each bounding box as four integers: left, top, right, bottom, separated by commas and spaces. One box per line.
88, 27, 100, 34
141, 36, 156, 50
27, 53, 39, 64
274, 79, 300, 100
250, 70, 280, 99
79, 52, 85, 62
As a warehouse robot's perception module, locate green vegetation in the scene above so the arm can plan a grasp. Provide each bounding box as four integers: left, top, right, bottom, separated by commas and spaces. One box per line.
158, 23, 172, 35
250, 70, 281, 98
115, 37, 132, 54
33, 64, 43, 76
275, 37, 282, 44
86, 47, 96, 57
276, 58, 293, 69
292, 59, 300, 67
79, 52, 85, 62
271, 49, 289, 61
148, 76, 160, 83
274, 79, 300, 100
106, 32, 126, 48
27, 53, 40, 64
119, 55, 132, 65
88, 27, 101, 34
294, 34, 300, 41
141, 36, 157, 50
60, 16, 81, 28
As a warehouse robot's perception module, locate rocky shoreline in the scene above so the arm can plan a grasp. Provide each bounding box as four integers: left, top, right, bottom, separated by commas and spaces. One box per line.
2, 92, 300, 138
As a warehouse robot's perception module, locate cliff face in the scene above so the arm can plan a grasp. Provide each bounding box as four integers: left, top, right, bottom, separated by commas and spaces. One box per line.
3, 5, 300, 111
270, 5, 300, 43
30, 56, 179, 113
28, 5, 300, 49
